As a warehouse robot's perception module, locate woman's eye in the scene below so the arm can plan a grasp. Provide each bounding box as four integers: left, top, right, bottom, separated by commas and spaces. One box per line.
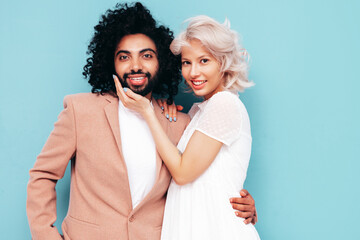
200, 59, 209, 64
182, 61, 190, 65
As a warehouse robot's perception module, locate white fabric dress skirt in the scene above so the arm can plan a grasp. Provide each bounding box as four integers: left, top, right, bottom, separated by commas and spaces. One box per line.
161, 91, 260, 240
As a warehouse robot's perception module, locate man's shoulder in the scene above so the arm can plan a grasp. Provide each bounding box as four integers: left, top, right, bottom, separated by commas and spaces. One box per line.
176, 112, 190, 124
164, 112, 190, 143
65, 92, 116, 101
170, 112, 190, 131
64, 92, 117, 105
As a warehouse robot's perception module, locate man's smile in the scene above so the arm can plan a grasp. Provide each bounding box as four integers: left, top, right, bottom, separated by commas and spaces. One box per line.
127, 74, 148, 86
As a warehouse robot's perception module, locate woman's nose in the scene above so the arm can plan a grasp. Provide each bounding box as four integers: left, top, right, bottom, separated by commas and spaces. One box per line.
190, 64, 200, 78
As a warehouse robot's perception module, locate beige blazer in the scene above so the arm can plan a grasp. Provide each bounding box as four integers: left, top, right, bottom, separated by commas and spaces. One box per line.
27, 93, 190, 240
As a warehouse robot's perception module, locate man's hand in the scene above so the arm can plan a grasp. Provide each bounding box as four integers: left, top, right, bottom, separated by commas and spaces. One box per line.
229, 189, 258, 225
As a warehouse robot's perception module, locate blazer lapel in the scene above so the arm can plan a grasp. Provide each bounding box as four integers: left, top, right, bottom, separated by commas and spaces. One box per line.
104, 97, 123, 156
104, 96, 133, 209
152, 98, 170, 180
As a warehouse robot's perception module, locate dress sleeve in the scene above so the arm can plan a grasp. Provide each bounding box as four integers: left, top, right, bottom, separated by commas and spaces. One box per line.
195, 92, 243, 146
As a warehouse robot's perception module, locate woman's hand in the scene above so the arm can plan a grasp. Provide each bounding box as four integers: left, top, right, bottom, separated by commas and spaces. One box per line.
156, 99, 184, 122
113, 75, 153, 117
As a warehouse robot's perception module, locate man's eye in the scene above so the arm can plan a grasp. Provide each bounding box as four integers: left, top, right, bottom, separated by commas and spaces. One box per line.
119, 55, 128, 60
143, 54, 153, 58
200, 59, 209, 64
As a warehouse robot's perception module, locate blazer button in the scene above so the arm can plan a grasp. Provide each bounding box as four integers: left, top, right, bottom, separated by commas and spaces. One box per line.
129, 215, 135, 222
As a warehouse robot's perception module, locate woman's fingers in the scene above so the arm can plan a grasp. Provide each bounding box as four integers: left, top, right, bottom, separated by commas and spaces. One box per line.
163, 101, 169, 120
113, 75, 127, 102
113, 74, 120, 95
156, 99, 180, 122
172, 103, 177, 122
169, 103, 176, 122
157, 99, 164, 112
113, 75, 139, 108
123, 87, 142, 101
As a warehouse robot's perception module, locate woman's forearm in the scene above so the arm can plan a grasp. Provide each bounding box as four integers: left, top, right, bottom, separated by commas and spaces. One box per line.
143, 107, 222, 185
143, 108, 190, 183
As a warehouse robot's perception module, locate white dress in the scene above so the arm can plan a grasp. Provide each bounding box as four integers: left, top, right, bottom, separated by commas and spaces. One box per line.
161, 91, 260, 240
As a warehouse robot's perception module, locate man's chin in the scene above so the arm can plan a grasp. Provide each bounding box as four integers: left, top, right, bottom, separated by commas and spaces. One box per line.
127, 85, 143, 93
120, 76, 156, 96
128, 85, 152, 97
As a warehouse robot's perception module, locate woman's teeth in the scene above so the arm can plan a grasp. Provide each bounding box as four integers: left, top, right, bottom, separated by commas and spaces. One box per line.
192, 80, 206, 86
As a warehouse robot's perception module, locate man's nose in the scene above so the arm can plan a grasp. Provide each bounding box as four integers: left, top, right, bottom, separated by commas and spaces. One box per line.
130, 57, 142, 72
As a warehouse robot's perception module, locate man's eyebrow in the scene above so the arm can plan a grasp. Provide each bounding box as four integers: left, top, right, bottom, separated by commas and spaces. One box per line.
115, 48, 156, 57
140, 48, 157, 54
115, 50, 130, 56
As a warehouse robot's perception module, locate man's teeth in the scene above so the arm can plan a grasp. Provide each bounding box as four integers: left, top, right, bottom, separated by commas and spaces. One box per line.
192, 80, 206, 86
129, 77, 145, 81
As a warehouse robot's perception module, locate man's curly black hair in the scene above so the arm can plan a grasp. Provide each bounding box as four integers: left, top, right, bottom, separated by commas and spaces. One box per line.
83, 2, 181, 104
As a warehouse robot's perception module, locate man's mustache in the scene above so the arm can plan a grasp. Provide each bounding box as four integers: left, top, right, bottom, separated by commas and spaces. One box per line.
123, 70, 151, 80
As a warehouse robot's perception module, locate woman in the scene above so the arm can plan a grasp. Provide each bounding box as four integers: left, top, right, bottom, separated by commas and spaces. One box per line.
114, 15, 260, 239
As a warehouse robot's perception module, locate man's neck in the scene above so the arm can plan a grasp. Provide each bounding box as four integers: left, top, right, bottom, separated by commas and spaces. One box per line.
144, 92, 152, 101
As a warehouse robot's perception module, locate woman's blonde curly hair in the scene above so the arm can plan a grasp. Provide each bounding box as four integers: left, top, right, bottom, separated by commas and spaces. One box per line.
170, 15, 254, 92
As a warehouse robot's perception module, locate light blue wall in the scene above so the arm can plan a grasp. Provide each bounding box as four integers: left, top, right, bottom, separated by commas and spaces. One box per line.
1, 0, 359, 239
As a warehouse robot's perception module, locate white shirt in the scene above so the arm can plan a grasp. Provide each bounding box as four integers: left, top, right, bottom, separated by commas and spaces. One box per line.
118, 100, 157, 209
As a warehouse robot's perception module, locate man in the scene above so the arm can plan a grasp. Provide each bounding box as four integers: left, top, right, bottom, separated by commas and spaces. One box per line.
27, 2, 257, 240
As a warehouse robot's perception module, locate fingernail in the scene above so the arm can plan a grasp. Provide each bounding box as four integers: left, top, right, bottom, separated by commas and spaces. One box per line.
161, 106, 164, 110
235, 212, 239, 216
174, 117, 177, 122
169, 117, 172, 122
229, 198, 233, 203
123, 87, 128, 92
112, 74, 116, 80
166, 114, 169, 119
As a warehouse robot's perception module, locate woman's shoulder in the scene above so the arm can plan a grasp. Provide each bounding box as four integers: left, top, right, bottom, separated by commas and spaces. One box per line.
206, 91, 246, 112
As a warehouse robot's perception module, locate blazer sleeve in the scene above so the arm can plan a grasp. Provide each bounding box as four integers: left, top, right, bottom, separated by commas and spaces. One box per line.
27, 95, 76, 240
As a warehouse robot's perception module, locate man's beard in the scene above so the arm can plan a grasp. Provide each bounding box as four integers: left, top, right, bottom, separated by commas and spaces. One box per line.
117, 70, 159, 97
